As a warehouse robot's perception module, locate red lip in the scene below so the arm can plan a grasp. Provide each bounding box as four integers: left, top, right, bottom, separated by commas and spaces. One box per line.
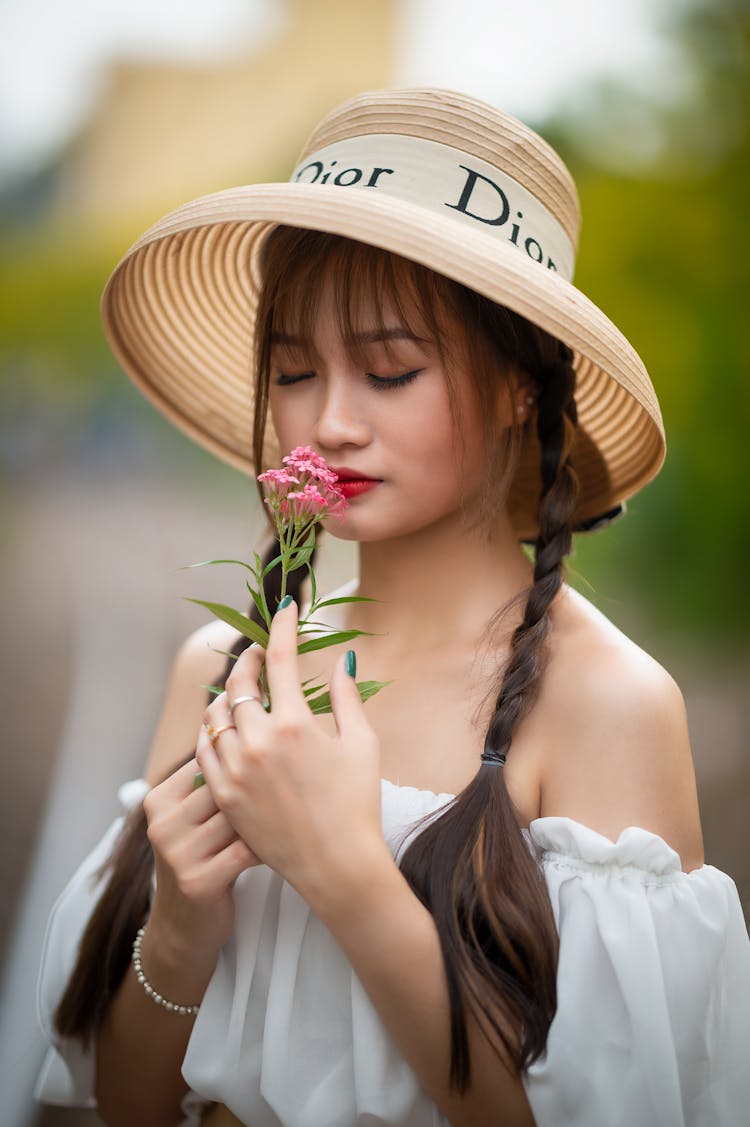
338, 479, 379, 498
330, 466, 380, 482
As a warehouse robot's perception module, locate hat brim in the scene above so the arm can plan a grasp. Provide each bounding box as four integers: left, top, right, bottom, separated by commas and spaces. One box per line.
101, 182, 665, 542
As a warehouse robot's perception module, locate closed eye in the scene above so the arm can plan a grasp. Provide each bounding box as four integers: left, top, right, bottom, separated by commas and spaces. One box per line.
274, 370, 424, 390
367, 369, 423, 391
274, 372, 315, 387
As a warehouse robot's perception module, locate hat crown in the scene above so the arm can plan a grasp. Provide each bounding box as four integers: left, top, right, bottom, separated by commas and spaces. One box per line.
297, 87, 581, 256
102, 85, 664, 543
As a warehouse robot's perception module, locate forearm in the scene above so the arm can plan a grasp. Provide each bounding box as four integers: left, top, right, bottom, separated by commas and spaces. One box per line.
311, 845, 536, 1127
95, 925, 215, 1127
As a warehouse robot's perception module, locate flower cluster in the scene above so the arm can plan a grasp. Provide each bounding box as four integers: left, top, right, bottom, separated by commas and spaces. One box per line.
258, 446, 348, 529
183, 447, 389, 716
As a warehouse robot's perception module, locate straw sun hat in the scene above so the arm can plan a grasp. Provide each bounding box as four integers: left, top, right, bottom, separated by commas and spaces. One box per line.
101, 87, 665, 542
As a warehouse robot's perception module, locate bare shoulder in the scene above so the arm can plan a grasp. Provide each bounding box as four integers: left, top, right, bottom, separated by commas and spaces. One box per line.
143, 618, 243, 785
535, 585, 704, 871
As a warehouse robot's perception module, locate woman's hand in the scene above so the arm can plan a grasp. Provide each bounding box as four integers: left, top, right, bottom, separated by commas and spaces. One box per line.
143, 759, 258, 968
195, 598, 389, 913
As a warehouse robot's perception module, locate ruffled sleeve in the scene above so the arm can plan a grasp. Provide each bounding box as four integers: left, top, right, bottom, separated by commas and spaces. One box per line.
35, 778, 150, 1107
522, 816, 750, 1127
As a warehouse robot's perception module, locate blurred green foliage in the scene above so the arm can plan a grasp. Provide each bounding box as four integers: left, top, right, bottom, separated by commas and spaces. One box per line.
1, 236, 115, 395
1, 0, 747, 651
547, 0, 749, 653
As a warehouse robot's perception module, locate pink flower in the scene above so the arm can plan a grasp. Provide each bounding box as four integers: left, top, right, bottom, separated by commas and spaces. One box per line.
257, 467, 300, 486
257, 468, 299, 499
259, 448, 347, 529
282, 446, 341, 488
280, 485, 328, 521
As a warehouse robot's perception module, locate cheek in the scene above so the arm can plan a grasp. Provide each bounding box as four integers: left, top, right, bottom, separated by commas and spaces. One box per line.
268, 391, 305, 451
398, 383, 484, 486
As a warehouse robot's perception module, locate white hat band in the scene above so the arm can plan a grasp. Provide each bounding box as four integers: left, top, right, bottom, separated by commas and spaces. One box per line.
291, 134, 575, 281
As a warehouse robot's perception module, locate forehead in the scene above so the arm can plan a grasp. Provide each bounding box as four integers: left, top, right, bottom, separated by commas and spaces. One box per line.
269, 251, 442, 359
273, 250, 426, 319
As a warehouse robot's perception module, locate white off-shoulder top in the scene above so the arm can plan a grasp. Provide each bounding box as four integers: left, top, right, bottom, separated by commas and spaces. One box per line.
37, 775, 750, 1127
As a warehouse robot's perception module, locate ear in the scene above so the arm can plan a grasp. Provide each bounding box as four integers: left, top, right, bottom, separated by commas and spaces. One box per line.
497, 365, 535, 427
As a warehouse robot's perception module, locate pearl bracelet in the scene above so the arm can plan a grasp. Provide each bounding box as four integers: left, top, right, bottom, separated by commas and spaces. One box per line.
131, 926, 200, 1016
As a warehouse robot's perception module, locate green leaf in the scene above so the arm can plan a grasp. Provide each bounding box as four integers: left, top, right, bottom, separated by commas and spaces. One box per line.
261, 552, 284, 578
184, 598, 269, 647
356, 679, 393, 703
178, 557, 259, 578
298, 626, 376, 643
302, 682, 327, 699
286, 544, 315, 571
208, 647, 239, 661
245, 579, 272, 629
201, 684, 227, 697
312, 595, 381, 609
307, 562, 318, 612
307, 679, 393, 714
296, 629, 365, 655
306, 692, 332, 714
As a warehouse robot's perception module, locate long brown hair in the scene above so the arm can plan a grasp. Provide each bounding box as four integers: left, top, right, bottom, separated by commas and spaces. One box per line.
255, 229, 575, 1088
53, 538, 303, 1046
57, 229, 579, 1094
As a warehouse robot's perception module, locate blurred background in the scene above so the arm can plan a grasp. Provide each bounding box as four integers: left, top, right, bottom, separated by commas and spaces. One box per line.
1, 0, 747, 1122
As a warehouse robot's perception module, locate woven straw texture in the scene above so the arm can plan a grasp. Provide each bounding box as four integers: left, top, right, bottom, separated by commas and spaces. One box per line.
101, 88, 665, 541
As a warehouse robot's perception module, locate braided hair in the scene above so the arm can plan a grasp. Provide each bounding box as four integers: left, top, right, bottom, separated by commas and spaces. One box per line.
397, 342, 578, 1089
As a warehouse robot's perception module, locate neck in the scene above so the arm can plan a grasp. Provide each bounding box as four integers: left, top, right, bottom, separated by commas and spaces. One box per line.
348, 509, 536, 659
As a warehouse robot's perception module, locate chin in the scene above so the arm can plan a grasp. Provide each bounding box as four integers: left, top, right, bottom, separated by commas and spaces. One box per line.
323, 507, 455, 544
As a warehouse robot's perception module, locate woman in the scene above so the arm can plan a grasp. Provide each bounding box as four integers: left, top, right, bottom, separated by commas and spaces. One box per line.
37, 88, 750, 1126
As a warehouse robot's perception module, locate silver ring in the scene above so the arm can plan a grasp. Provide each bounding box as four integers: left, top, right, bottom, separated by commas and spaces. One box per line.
229, 695, 261, 716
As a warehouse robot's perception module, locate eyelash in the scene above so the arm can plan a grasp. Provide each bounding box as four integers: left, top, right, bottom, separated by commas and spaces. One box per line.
274, 370, 423, 391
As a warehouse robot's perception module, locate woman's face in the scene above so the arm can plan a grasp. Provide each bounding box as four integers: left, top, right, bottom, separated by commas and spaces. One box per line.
267, 275, 516, 543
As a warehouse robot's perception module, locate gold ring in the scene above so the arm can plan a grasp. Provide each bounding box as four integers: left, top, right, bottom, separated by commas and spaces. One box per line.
204, 722, 236, 747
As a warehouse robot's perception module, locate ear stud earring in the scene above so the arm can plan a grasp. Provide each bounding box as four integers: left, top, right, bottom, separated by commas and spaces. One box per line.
516, 395, 535, 415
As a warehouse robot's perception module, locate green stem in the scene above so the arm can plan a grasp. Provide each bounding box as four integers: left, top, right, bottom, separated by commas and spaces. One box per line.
278, 524, 289, 605
260, 665, 271, 712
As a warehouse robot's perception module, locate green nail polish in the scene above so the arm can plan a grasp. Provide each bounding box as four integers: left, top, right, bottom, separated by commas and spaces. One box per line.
345, 649, 356, 678
277, 595, 293, 612
193, 771, 205, 790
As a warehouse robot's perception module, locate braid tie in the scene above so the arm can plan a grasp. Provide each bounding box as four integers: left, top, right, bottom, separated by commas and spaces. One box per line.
483, 343, 579, 764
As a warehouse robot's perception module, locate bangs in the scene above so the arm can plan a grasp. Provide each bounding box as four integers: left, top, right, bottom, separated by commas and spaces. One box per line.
252, 227, 539, 535
258, 227, 465, 372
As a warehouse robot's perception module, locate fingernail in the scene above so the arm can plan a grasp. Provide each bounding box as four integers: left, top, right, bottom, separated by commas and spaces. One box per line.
276, 595, 293, 613
345, 649, 356, 678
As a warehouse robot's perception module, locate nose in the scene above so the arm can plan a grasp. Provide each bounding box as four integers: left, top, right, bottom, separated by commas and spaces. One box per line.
312, 374, 372, 452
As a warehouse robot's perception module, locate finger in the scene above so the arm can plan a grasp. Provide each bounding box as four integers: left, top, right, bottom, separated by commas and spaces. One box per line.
201, 685, 249, 780
329, 650, 370, 739
195, 724, 225, 793
145, 760, 220, 853
206, 836, 260, 884
264, 597, 307, 714
224, 644, 269, 740
202, 689, 234, 734
154, 757, 218, 805
192, 809, 246, 857
210, 689, 230, 713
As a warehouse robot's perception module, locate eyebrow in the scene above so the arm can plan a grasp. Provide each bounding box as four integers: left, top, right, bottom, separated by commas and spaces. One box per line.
270, 328, 429, 346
